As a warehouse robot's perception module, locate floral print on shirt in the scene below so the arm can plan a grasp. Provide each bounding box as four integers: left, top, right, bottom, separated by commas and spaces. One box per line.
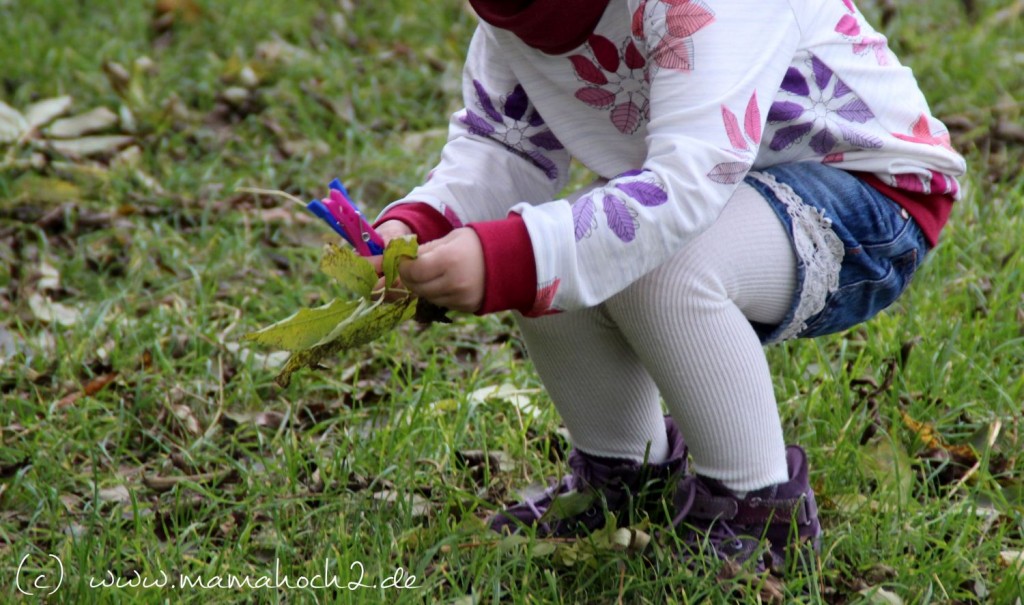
570, 34, 650, 134
569, 1, 715, 134
767, 54, 882, 161
460, 80, 565, 181
708, 92, 761, 184
834, 0, 892, 65
526, 278, 562, 317
634, 0, 716, 74
571, 169, 668, 243
892, 114, 960, 195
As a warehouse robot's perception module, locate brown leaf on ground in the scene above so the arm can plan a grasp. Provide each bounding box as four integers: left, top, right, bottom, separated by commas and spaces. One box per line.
152, 0, 203, 33
143, 469, 236, 493
901, 410, 977, 463
56, 371, 119, 408
456, 449, 514, 484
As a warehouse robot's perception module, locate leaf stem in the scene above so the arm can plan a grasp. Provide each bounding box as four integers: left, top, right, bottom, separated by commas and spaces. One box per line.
235, 186, 308, 208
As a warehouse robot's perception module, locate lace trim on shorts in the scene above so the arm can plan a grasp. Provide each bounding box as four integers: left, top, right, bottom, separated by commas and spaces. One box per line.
747, 171, 845, 343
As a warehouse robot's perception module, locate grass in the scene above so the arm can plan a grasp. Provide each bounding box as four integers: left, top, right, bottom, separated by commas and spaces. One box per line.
1, 0, 1022, 602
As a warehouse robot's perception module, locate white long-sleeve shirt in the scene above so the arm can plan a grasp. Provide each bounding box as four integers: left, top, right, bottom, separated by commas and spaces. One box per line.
380, 0, 966, 315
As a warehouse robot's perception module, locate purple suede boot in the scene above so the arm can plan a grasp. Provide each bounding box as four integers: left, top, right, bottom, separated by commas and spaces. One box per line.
670, 445, 821, 573
489, 416, 688, 537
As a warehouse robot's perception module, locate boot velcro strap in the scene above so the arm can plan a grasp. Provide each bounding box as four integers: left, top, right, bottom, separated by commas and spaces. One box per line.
689, 492, 817, 526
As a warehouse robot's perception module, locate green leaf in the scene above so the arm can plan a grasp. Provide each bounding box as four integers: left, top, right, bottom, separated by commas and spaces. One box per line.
274, 296, 416, 387
497, 534, 529, 552
530, 541, 557, 557
382, 235, 419, 289
246, 236, 427, 387
539, 490, 598, 524
242, 299, 363, 351
320, 242, 377, 298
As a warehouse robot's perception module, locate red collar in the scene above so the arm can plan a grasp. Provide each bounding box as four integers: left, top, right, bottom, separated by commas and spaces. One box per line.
468, 0, 612, 55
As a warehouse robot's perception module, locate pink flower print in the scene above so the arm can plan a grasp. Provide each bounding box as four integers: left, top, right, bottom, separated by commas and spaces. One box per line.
526, 278, 562, 317
767, 55, 882, 155
642, 0, 715, 73
893, 114, 955, 152
891, 114, 958, 195
571, 34, 650, 134
835, 0, 890, 65
707, 92, 760, 184
460, 80, 565, 180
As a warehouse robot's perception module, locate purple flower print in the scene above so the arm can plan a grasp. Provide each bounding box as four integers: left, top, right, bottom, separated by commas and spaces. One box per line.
767, 55, 882, 156
460, 80, 564, 180
571, 170, 666, 242
603, 194, 638, 242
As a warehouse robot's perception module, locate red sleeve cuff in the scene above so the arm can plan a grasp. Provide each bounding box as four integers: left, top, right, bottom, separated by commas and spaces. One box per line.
375, 203, 455, 244
468, 214, 537, 315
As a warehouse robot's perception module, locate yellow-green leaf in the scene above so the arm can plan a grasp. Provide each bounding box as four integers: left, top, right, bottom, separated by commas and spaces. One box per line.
242, 299, 363, 351
320, 243, 377, 298
383, 235, 419, 289
274, 295, 416, 386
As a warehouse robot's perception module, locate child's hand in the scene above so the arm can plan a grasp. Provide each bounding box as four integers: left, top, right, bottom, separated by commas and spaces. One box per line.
375, 219, 413, 244
396, 228, 485, 313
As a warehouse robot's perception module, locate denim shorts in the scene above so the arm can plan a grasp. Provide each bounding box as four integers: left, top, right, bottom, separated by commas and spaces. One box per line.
743, 162, 930, 344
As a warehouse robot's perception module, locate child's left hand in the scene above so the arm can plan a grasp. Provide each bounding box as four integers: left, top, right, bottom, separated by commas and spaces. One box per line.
390, 227, 485, 314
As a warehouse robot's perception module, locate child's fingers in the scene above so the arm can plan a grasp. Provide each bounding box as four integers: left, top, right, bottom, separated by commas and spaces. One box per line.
397, 251, 446, 287
368, 254, 384, 275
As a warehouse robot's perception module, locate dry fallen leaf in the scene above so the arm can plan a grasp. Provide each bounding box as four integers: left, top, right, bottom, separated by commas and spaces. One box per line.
224, 342, 290, 371
0, 100, 29, 142
1001, 550, 1024, 576
901, 410, 977, 462
48, 135, 134, 158
28, 293, 82, 326
143, 469, 234, 493
98, 485, 133, 504
153, 0, 204, 29
36, 260, 61, 291
56, 371, 119, 408
45, 107, 119, 138
24, 96, 74, 130
168, 403, 202, 435
372, 489, 433, 520
859, 586, 904, 604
